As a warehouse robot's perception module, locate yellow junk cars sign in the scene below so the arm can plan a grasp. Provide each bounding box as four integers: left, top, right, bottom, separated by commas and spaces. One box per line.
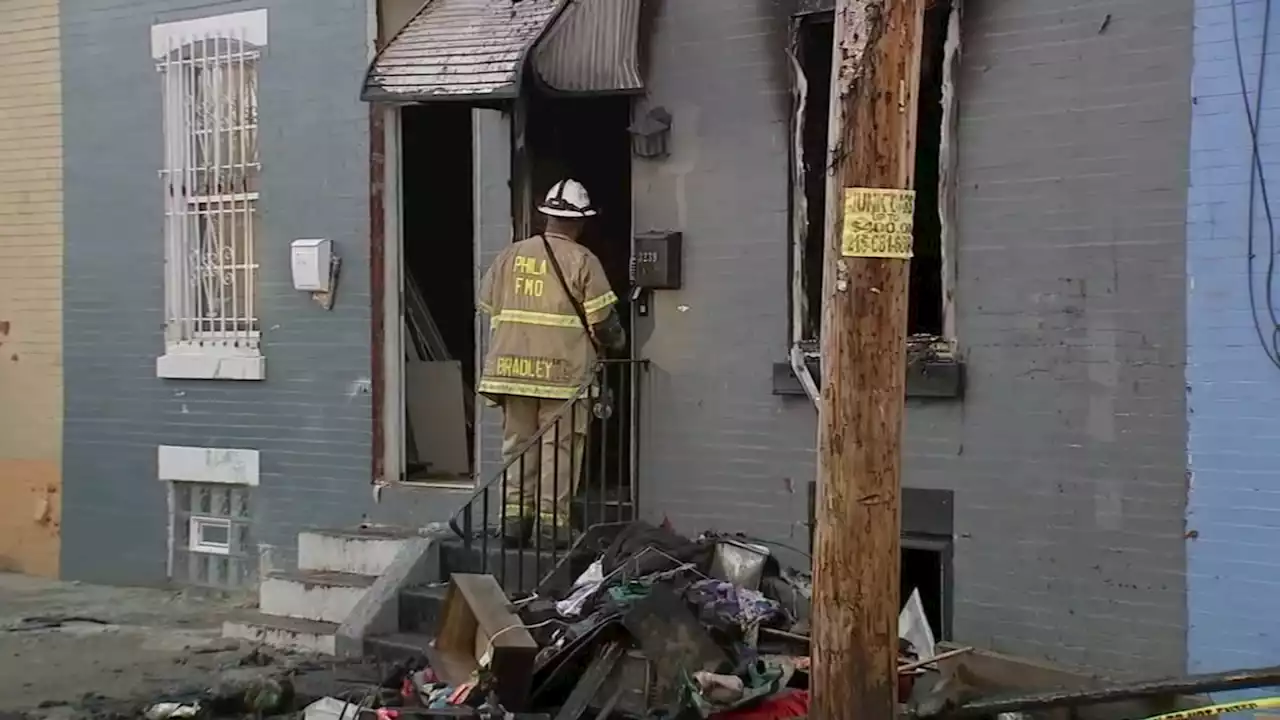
840, 187, 916, 260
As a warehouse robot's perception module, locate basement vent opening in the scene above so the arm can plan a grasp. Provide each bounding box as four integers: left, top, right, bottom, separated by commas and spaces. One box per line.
902, 537, 951, 639
808, 484, 953, 639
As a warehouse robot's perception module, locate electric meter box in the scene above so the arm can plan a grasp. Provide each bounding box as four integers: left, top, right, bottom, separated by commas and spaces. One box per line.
291, 238, 331, 292
632, 230, 683, 290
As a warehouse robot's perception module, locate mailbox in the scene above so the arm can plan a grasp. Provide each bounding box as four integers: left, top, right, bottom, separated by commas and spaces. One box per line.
632, 230, 683, 290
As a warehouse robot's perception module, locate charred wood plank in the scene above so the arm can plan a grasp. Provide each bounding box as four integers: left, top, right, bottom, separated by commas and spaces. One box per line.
932, 665, 1280, 718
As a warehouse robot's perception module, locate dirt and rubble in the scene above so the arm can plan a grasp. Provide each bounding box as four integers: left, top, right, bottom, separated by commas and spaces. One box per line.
0, 573, 358, 720
295, 521, 1250, 720
311, 520, 937, 720
0, 523, 835, 720
3, 527, 1257, 720
0, 573, 244, 712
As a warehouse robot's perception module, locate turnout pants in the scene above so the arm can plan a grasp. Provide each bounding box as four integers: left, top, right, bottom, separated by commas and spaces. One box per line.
500, 395, 589, 529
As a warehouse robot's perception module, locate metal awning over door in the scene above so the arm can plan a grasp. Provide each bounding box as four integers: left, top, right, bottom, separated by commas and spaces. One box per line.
362, 0, 644, 103
362, 0, 560, 102
532, 0, 644, 93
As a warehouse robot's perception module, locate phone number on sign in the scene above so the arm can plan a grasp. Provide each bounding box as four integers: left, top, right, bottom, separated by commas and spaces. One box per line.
842, 225, 913, 258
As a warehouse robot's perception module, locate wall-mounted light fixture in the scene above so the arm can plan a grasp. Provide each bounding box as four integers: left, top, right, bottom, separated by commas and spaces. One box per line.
628, 106, 673, 159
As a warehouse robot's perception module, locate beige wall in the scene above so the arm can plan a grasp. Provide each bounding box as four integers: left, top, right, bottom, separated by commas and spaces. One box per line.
379, 0, 423, 41
0, 0, 63, 578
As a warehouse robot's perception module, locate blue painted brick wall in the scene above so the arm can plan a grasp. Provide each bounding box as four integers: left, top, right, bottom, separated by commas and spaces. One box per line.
60, 0, 452, 586
1187, 0, 1280, 673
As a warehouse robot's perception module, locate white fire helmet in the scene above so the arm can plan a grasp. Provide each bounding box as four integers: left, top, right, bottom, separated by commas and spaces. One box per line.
538, 179, 598, 218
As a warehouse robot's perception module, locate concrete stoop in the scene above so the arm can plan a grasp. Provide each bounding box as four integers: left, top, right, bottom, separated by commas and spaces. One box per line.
222, 526, 440, 656
223, 613, 340, 655
260, 569, 375, 624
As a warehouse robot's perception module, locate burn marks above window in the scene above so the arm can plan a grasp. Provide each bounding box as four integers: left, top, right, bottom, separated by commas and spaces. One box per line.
789, 1, 959, 344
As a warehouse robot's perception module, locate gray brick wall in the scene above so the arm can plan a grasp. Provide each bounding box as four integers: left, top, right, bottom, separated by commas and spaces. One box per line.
631, 0, 813, 547
58, 0, 453, 586
633, 0, 1192, 674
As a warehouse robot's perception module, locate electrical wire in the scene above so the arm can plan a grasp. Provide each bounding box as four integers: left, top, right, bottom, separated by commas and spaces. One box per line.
479, 617, 571, 668
1229, 0, 1280, 369
727, 534, 814, 560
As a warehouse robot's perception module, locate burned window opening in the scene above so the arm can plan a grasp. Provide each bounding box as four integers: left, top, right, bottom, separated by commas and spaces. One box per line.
794, 0, 953, 341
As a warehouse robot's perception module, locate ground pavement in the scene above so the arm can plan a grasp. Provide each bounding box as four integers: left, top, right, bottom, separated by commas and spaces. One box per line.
0, 572, 263, 716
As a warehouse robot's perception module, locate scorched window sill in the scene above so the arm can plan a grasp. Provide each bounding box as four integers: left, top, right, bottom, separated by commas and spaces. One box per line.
772, 337, 964, 400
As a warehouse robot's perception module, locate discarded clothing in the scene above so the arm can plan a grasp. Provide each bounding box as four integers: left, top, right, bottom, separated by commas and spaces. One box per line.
684, 579, 788, 645
599, 521, 715, 580
682, 658, 795, 718
710, 690, 809, 720
760, 568, 812, 624
693, 672, 746, 704
606, 580, 653, 605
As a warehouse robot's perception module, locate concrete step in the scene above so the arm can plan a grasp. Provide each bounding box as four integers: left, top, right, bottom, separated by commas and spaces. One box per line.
223, 612, 339, 655
259, 569, 375, 624
399, 583, 449, 634
298, 526, 420, 577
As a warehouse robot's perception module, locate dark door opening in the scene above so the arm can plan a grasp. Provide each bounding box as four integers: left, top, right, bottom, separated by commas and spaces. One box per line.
525, 89, 635, 526
400, 105, 477, 483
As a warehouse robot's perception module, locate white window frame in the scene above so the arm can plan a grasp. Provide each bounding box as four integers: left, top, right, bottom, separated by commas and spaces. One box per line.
152, 10, 269, 380
189, 515, 233, 556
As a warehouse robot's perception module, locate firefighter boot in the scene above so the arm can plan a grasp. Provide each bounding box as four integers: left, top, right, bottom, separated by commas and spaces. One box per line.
537, 522, 578, 550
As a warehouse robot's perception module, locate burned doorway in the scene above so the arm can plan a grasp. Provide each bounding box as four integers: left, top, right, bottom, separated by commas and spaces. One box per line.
399, 105, 476, 484
525, 89, 636, 526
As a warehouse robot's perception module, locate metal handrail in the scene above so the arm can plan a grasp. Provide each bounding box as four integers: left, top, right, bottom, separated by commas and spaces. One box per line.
446, 369, 597, 541
446, 359, 646, 593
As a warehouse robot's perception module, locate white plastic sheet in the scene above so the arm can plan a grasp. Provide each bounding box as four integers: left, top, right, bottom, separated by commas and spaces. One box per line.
555, 558, 605, 617
899, 587, 937, 659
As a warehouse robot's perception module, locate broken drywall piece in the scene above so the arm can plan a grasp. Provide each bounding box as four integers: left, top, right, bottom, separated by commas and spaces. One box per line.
405, 360, 470, 478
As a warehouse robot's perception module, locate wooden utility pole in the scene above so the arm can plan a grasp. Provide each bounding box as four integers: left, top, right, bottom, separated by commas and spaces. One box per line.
811, 1, 925, 719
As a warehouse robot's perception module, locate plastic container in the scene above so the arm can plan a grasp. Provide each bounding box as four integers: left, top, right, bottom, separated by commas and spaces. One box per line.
709, 539, 771, 589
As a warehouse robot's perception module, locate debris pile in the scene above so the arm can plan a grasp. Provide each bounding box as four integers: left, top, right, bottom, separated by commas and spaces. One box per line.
308, 520, 946, 720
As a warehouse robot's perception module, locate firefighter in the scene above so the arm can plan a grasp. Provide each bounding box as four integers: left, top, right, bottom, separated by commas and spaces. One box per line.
477, 178, 626, 548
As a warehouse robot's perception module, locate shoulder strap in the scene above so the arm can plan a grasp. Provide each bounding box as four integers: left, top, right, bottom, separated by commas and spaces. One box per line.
540, 234, 601, 352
